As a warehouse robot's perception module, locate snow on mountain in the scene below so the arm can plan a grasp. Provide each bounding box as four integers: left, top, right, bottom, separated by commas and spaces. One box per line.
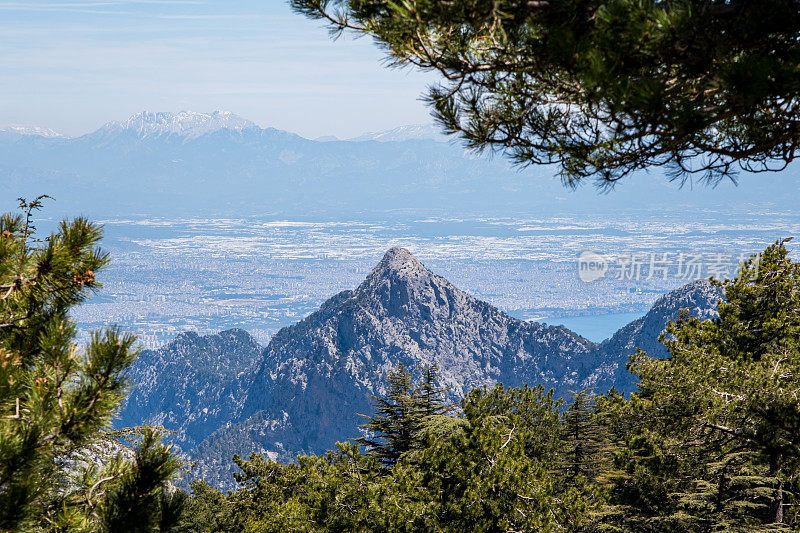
351, 124, 450, 143
98, 110, 258, 139
313, 135, 341, 142
0, 124, 64, 138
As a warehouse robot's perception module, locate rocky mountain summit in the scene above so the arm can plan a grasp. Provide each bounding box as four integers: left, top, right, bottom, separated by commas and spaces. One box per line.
249, 247, 596, 405
119, 248, 724, 487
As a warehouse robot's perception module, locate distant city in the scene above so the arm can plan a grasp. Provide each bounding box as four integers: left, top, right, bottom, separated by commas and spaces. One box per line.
3, 110, 796, 349
67, 212, 798, 348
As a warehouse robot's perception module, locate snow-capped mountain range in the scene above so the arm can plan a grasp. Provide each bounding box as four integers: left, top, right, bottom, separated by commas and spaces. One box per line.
3, 109, 798, 219
97, 110, 258, 139
0, 124, 64, 138
349, 124, 448, 142
1, 110, 444, 142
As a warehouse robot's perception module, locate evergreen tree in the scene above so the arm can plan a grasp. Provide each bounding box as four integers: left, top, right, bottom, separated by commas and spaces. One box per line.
174, 480, 239, 533
197, 383, 590, 532
356, 363, 421, 466
414, 363, 451, 420
0, 198, 182, 531
291, 0, 800, 186
618, 239, 800, 529
558, 389, 622, 530
411, 384, 588, 531
562, 390, 610, 484
357, 363, 451, 467
678, 449, 788, 531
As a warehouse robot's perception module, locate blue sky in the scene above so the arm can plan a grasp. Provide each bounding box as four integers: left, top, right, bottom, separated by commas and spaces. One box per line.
0, 0, 435, 138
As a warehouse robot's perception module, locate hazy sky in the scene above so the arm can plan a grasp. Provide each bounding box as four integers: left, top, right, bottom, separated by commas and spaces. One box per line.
0, 0, 436, 138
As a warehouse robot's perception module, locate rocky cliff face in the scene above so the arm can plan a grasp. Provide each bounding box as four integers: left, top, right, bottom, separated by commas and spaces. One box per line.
119, 249, 724, 488
117, 328, 262, 452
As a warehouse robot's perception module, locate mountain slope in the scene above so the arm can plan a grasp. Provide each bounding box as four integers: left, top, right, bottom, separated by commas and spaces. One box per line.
247, 247, 597, 406
117, 329, 262, 452
601, 279, 724, 359
586, 279, 725, 391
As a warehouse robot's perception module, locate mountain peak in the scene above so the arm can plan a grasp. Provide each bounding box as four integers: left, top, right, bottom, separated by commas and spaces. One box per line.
352, 247, 466, 321
357, 248, 430, 305
99, 110, 257, 139
376, 247, 424, 275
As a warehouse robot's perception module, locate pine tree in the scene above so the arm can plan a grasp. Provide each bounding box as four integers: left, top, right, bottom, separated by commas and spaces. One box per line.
414, 363, 452, 420
357, 363, 452, 467
622, 239, 800, 529
415, 384, 589, 531
562, 390, 612, 484
357, 363, 422, 466
185, 383, 594, 531
291, 0, 800, 185
0, 198, 182, 531
676, 449, 789, 530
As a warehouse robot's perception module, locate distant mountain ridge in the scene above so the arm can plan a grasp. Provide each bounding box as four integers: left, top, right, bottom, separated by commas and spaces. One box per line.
96, 110, 258, 140
118, 248, 724, 488
4, 110, 796, 219
1, 110, 534, 218
349, 124, 449, 143
1, 113, 446, 143
0, 124, 64, 139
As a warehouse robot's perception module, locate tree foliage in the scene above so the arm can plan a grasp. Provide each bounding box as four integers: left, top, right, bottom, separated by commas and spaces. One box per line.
612, 239, 800, 530
356, 363, 451, 466
0, 198, 182, 532
180, 384, 588, 532
291, 0, 800, 186
562, 390, 610, 484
